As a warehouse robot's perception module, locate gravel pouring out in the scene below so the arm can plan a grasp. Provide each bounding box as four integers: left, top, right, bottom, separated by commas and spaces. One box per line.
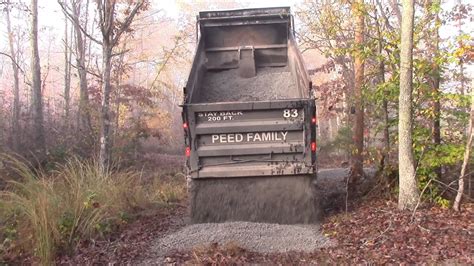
189, 176, 320, 224
149, 221, 332, 256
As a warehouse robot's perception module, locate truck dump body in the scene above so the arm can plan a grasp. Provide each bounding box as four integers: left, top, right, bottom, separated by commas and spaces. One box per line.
186, 100, 315, 178
182, 7, 318, 223
197, 66, 297, 102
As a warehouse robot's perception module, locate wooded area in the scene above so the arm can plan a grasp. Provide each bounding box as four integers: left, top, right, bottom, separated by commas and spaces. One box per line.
0, 0, 472, 264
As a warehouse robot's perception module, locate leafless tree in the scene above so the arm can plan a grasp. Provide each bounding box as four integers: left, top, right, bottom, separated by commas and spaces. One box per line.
63, 10, 72, 126
30, 0, 46, 155
4, 0, 21, 151
453, 80, 473, 211
58, 0, 93, 138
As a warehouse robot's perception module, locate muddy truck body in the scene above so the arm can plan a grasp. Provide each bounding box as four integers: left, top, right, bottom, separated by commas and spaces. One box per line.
182, 7, 319, 224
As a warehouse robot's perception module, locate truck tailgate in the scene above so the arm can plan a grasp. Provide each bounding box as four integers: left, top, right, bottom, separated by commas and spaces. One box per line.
184, 99, 316, 178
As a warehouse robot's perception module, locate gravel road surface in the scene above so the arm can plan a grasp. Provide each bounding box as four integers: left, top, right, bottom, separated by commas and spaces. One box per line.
147, 222, 331, 258
142, 168, 375, 264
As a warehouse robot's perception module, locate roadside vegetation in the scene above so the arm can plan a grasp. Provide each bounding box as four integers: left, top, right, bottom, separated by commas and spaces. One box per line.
0, 155, 186, 264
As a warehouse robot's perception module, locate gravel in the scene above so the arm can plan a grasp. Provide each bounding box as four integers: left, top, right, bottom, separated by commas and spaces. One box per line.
189, 176, 320, 224
148, 221, 331, 257
197, 66, 298, 103
141, 168, 377, 264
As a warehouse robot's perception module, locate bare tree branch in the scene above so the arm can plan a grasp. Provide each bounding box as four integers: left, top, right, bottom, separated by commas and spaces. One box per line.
58, 0, 103, 45
376, 0, 395, 31
390, 0, 402, 25
0, 51, 25, 73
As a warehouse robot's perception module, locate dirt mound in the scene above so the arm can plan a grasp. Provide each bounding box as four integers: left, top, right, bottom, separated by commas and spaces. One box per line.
197, 67, 298, 102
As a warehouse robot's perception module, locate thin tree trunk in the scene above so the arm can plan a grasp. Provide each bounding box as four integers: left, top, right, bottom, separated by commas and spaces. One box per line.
453, 79, 474, 211
5, 0, 21, 151
425, 0, 442, 179
30, 0, 45, 155
98, 0, 115, 170
99, 44, 113, 170
432, 12, 442, 180
350, 0, 365, 186
64, 12, 71, 126
71, 0, 93, 137
375, 3, 390, 164
398, 0, 419, 210
113, 41, 127, 147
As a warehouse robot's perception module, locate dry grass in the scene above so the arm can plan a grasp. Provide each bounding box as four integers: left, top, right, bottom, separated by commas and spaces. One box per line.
148, 172, 187, 206
0, 155, 183, 264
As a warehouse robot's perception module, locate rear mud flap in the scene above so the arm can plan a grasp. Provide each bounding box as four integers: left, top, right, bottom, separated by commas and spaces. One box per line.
189, 175, 321, 224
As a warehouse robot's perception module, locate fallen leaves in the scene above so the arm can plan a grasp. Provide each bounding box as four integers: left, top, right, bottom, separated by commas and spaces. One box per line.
56, 204, 186, 265
316, 200, 473, 264
168, 199, 473, 265
35, 195, 474, 264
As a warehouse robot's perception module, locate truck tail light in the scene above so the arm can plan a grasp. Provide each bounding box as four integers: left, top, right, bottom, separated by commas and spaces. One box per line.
311, 116, 317, 124
183, 122, 188, 129
185, 147, 191, 157
311, 141, 317, 152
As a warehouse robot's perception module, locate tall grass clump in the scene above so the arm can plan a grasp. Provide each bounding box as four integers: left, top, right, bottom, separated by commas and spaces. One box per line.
0, 155, 149, 264
150, 172, 187, 205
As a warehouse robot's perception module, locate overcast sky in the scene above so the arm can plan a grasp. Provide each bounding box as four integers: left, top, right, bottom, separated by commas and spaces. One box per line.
1, 0, 471, 48
0, 0, 472, 77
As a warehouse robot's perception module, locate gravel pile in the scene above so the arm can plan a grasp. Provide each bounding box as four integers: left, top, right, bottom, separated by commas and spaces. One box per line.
148, 221, 331, 257
197, 66, 298, 102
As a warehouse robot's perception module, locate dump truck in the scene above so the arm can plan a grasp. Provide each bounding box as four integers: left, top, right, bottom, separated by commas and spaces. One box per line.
182, 7, 319, 224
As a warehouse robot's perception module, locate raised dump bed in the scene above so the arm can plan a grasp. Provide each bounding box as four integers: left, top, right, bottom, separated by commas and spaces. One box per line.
197, 66, 297, 102
182, 7, 319, 224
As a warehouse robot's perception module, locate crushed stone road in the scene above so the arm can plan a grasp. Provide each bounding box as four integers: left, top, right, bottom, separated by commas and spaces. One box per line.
141, 168, 375, 264
147, 222, 331, 257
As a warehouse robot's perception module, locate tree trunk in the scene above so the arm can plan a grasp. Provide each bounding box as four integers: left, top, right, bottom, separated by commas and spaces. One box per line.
350, 0, 365, 186
70, 0, 93, 137
398, 0, 419, 210
64, 12, 71, 126
97, 0, 115, 171
428, 0, 442, 179
30, 0, 45, 155
5, 0, 21, 152
99, 42, 113, 170
453, 80, 474, 211
113, 41, 127, 147
375, 3, 390, 165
